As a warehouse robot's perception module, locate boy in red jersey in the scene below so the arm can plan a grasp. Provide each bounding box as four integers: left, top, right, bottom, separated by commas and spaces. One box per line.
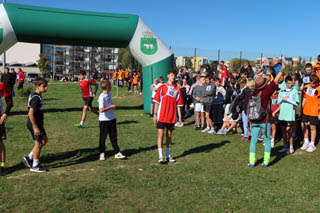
0, 82, 13, 176
153, 69, 183, 163
74, 71, 98, 128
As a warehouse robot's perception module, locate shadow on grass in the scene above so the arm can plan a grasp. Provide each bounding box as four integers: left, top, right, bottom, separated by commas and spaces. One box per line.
255, 146, 287, 167
175, 140, 231, 159
122, 145, 157, 158
117, 120, 138, 125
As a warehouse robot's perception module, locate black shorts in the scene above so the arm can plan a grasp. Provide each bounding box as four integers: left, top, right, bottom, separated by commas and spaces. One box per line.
301, 115, 319, 125
27, 121, 47, 142
279, 120, 294, 127
204, 104, 213, 113
83, 97, 93, 107
270, 117, 279, 124
156, 122, 175, 131
0, 124, 6, 140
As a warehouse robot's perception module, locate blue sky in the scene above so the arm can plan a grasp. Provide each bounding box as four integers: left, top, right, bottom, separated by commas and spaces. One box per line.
7, 0, 320, 60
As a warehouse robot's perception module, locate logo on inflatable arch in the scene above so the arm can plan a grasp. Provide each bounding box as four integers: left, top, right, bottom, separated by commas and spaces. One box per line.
140, 31, 158, 55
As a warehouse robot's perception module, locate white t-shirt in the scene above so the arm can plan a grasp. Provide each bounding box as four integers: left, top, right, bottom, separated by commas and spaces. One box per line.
151, 83, 158, 98
98, 92, 115, 121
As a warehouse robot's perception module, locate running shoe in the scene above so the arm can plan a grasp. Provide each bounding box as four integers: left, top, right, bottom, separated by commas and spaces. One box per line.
300, 142, 310, 151
115, 152, 126, 159
30, 165, 47, 173
201, 128, 210, 133
0, 166, 5, 176
74, 123, 83, 128
22, 156, 32, 169
99, 153, 105, 161
166, 156, 176, 163
278, 146, 288, 153
306, 144, 316, 153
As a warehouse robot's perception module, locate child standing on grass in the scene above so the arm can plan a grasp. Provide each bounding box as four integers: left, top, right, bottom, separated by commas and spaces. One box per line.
22, 78, 48, 173
270, 91, 279, 148
300, 74, 320, 153
74, 71, 99, 128
0, 82, 13, 176
153, 69, 183, 164
276, 76, 299, 155
98, 80, 126, 160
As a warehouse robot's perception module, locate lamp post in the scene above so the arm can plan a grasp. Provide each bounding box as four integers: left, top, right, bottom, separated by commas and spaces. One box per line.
2, 0, 6, 72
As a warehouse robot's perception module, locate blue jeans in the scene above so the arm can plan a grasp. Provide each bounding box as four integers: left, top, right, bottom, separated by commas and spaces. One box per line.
250, 123, 271, 153
242, 111, 248, 138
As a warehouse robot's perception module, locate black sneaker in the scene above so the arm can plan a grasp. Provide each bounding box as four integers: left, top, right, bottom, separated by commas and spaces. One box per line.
22, 156, 32, 169
30, 165, 47, 173
0, 166, 5, 176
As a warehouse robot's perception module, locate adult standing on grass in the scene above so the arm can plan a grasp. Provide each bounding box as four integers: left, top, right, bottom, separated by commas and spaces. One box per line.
0, 82, 13, 176
10, 68, 17, 96
22, 78, 48, 173
247, 68, 283, 168
1, 67, 15, 97
17, 68, 26, 90
74, 71, 99, 128
153, 69, 183, 164
240, 60, 254, 79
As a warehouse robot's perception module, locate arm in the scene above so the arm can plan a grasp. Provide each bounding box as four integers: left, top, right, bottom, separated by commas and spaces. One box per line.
273, 70, 283, 85
0, 96, 13, 124
153, 103, 159, 125
28, 108, 40, 135
99, 105, 116, 113
272, 105, 281, 117
177, 107, 182, 124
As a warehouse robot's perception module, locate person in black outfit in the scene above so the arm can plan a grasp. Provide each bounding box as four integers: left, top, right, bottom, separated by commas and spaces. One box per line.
10, 68, 17, 96
1, 67, 15, 97
240, 60, 254, 79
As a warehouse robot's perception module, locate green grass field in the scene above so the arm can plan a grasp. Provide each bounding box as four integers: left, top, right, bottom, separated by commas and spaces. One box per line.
0, 82, 320, 212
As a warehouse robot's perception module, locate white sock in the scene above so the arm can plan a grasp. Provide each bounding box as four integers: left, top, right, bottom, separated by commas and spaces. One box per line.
80, 121, 84, 125
304, 138, 309, 143
28, 151, 33, 159
33, 159, 39, 168
311, 141, 315, 146
271, 138, 274, 142
290, 145, 294, 149
158, 148, 163, 159
166, 148, 171, 158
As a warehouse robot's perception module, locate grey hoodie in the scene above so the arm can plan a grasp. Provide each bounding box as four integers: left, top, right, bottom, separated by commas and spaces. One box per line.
202, 83, 216, 104
192, 84, 206, 103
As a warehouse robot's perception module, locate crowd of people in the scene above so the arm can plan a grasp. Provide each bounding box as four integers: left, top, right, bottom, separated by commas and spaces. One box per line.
150, 55, 320, 166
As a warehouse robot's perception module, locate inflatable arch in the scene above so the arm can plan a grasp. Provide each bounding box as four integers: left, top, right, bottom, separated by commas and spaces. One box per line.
0, 3, 174, 113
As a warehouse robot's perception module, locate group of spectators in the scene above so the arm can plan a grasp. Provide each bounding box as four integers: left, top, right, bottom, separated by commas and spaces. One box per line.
151, 55, 320, 166
0, 67, 26, 96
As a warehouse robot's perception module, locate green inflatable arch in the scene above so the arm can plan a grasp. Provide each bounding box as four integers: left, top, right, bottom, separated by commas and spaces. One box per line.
0, 3, 174, 113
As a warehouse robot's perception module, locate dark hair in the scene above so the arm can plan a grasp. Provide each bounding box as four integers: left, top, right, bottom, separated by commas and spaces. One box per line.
168, 69, 177, 75
35, 78, 48, 87
159, 76, 164, 81
305, 63, 313, 69
230, 78, 236, 85
285, 76, 292, 82
79, 71, 86, 76
310, 74, 319, 84
267, 67, 275, 75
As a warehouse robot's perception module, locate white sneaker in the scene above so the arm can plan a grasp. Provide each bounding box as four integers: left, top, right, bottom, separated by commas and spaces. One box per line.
115, 152, 126, 159
99, 153, 105, 161
176, 122, 184, 128
301, 142, 310, 151
278, 146, 288, 153
306, 145, 316, 153
208, 129, 216, 134
271, 140, 275, 148
158, 157, 166, 164
201, 128, 209, 133
166, 156, 176, 163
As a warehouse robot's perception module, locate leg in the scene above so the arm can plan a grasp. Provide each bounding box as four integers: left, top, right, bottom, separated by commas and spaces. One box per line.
281, 126, 287, 146
242, 111, 248, 138
201, 112, 205, 127
196, 112, 201, 127
262, 123, 271, 165
249, 123, 261, 165
310, 125, 317, 144
88, 106, 99, 115
99, 121, 108, 154
81, 105, 88, 123
108, 119, 120, 153
0, 140, 5, 165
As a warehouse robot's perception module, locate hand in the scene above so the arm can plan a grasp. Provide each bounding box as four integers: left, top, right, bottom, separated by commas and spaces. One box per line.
282, 97, 288, 101
109, 105, 116, 110
195, 97, 200, 101
318, 114, 320, 120
272, 112, 276, 117
153, 115, 158, 125
0, 114, 7, 124
178, 119, 182, 125
34, 127, 40, 136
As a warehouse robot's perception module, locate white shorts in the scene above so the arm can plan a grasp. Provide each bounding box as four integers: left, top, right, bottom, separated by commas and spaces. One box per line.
195, 103, 205, 112
225, 104, 231, 115
223, 113, 241, 123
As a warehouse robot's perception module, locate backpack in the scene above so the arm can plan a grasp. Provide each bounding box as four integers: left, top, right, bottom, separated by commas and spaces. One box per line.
247, 91, 267, 122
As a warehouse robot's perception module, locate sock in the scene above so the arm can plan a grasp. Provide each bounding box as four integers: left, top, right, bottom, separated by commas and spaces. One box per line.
80, 121, 84, 126
166, 148, 171, 158
249, 152, 256, 165
304, 138, 309, 143
290, 145, 294, 149
28, 151, 33, 159
158, 148, 163, 159
271, 138, 274, 142
1, 162, 5, 167
264, 152, 271, 165
33, 159, 39, 168
311, 141, 315, 146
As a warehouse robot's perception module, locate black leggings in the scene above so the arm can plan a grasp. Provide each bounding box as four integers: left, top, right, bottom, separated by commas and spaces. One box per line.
212, 104, 224, 129
99, 119, 120, 154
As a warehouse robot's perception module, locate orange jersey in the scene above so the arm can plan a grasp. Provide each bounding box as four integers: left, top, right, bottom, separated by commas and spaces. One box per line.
133, 76, 139, 84
303, 85, 320, 116
125, 71, 129, 79
112, 72, 117, 80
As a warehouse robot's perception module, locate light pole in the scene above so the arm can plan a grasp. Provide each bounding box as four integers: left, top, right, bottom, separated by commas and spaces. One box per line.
2, 0, 6, 72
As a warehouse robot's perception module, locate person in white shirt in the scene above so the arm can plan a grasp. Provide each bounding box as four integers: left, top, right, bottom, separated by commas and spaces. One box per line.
150, 78, 159, 117
98, 80, 126, 160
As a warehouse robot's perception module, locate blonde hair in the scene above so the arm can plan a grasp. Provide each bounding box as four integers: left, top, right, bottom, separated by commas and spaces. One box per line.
101, 80, 111, 91
246, 80, 255, 89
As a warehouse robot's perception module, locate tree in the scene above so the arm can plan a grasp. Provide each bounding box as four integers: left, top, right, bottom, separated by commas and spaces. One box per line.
229, 58, 256, 72
185, 58, 193, 69
37, 53, 50, 78
119, 48, 141, 71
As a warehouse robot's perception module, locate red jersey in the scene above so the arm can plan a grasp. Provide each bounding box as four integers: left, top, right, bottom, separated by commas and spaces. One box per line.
153, 83, 184, 124
0, 83, 11, 116
79, 79, 96, 98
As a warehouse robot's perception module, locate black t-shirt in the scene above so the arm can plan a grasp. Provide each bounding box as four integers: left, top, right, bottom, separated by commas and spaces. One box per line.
1, 73, 14, 87
27, 92, 44, 127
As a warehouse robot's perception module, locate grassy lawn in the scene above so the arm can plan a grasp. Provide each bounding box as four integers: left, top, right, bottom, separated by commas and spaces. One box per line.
0, 82, 319, 212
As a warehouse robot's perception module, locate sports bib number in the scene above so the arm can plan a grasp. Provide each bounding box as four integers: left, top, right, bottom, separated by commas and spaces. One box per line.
206, 85, 212, 91
166, 87, 178, 98
303, 76, 310, 84
306, 87, 316, 96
